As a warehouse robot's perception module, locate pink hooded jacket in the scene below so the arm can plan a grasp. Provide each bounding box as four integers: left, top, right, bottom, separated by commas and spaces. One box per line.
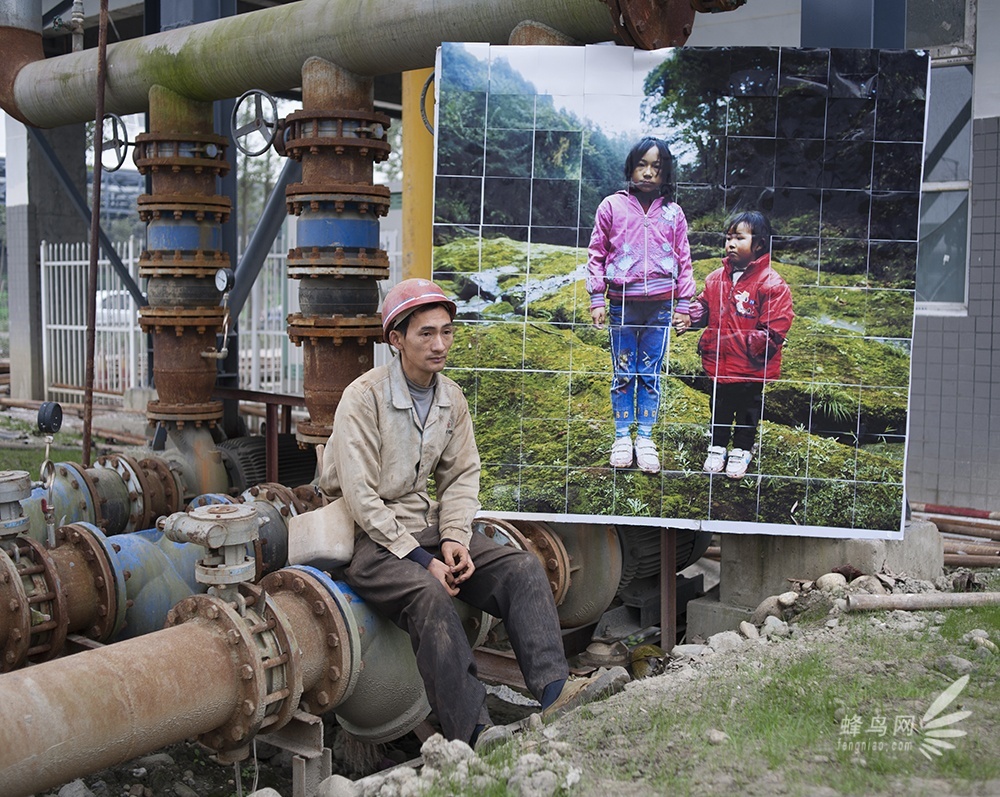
586, 191, 696, 313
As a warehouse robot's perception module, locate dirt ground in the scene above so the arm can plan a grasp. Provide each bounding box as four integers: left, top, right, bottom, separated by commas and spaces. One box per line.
34, 567, 1000, 797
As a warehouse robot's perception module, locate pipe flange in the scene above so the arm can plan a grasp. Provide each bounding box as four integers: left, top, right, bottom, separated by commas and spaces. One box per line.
602, 0, 695, 48
136, 193, 233, 222
264, 567, 359, 713
133, 133, 231, 177
54, 523, 122, 641
165, 593, 269, 752
295, 423, 333, 447
138, 456, 183, 519
291, 485, 326, 514
0, 547, 31, 672
283, 110, 392, 162
14, 537, 68, 665
240, 483, 308, 520
138, 306, 226, 334
510, 520, 572, 605
145, 401, 224, 424
57, 462, 104, 530
285, 187, 391, 216
286, 252, 390, 276
474, 517, 531, 552
241, 582, 303, 735
95, 454, 151, 533
287, 314, 382, 345
139, 249, 229, 279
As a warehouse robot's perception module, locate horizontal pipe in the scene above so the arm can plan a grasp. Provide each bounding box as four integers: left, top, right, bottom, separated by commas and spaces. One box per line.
911, 502, 1000, 521
0, 621, 240, 797
6, 0, 615, 128
943, 554, 1000, 568
845, 592, 1000, 612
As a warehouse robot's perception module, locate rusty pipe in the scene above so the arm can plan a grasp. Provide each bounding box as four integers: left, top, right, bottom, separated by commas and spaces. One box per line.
0, 567, 351, 796
0, 621, 241, 797
845, 592, 1000, 612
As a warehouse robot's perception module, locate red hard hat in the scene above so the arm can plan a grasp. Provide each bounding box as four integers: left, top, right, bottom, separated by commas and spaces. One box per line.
381, 279, 456, 336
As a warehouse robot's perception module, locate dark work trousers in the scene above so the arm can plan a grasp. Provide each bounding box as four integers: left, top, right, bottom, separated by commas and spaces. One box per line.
344, 527, 569, 744
711, 381, 764, 451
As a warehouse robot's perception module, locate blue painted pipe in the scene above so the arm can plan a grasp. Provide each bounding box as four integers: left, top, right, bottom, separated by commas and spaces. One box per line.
297, 213, 379, 250
147, 217, 223, 252
94, 525, 206, 640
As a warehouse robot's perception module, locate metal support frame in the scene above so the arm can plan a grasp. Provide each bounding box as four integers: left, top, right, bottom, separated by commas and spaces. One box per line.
660, 529, 677, 649
26, 126, 146, 308
229, 157, 302, 319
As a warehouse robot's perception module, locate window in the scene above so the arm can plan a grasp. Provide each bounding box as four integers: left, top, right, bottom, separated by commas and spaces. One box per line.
915, 62, 973, 312
908, 0, 976, 315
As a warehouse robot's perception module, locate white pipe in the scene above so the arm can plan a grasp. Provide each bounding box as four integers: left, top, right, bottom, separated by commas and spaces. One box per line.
5, 0, 615, 128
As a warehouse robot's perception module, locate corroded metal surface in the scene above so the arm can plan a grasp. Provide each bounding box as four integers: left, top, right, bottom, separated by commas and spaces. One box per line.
603, 0, 695, 49
0, 620, 240, 797
50, 525, 120, 643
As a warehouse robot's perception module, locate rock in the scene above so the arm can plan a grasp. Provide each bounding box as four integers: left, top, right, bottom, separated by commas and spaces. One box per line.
750, 595, 783, 625
847, 575, 888, 595
249, 790, 288, 797
421, 734, 473, 770
739, 621, 759, 640
706, 728, 730, 745
826, 618, 839, 628
816, 573, 848, 591
132, 754, 174, 771
935, 655, 975, 676
58, 781, 96, 797
317, 775, 358, 797
962, 629, 990, 642
707, 631, 744, 654
670, 643, 711, 659
971, 636, 998, 655
172, 785, 199, 797
777, 591, 799, 607
527, 712, 544, 731
761, 615, 790, 638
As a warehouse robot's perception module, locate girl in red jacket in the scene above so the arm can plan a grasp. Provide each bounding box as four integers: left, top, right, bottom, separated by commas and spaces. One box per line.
687, 211, 794, 479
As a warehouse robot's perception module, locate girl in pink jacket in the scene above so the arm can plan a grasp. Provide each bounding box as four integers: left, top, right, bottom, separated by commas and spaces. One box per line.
587, 137, 696, 473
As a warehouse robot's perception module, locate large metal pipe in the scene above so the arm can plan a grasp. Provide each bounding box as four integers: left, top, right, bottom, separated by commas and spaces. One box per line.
0, 621, 242, 796
1, 0, 639, 128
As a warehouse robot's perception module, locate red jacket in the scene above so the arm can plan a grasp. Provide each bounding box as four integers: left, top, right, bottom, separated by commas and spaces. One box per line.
689, 253, 794, 383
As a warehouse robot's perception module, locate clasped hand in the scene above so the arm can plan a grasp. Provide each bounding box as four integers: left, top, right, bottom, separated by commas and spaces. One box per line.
428, 540, 475, 597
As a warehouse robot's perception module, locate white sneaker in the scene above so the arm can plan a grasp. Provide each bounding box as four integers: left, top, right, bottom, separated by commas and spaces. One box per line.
634, 437, 661, 474
726, 448, 753, 479
703, 445, 727, 474
610, 436, 633, 468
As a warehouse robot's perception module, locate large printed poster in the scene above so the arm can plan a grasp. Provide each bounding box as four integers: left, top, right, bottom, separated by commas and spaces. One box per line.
432, 44, 928, 539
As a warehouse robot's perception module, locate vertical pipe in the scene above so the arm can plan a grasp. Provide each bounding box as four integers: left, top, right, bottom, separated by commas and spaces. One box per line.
83, 0, 111, 467
401, 68, 435, 281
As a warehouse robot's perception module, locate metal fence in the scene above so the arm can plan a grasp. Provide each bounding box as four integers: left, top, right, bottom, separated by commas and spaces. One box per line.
39, 224, 401, 404
39, 236, 304, 404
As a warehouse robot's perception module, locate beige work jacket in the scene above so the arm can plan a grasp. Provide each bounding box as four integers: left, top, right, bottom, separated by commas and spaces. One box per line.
319, 356, 480, 558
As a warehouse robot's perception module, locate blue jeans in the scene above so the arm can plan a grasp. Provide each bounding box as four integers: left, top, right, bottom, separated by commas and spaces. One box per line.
608, 298, 673, 438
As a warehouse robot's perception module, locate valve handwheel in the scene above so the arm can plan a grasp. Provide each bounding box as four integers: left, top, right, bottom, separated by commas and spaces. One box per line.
231, 89, 279, 156
101, 114, 129, 172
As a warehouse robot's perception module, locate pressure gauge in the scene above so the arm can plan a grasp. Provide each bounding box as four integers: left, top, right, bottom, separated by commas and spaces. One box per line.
38, 402, 63, 434
215, 268, 235, 293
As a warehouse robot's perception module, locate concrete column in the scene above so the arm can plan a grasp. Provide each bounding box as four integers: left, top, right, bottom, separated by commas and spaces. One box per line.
5, 116, 87, 400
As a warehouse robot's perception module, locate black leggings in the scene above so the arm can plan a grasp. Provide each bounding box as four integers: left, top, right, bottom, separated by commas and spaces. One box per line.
711, 381, 763, 451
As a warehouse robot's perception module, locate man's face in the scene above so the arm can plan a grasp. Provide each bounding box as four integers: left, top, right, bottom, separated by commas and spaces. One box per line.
389, 305, 455, 386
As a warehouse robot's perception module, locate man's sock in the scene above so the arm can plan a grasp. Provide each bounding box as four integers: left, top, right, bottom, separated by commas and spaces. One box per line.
541, 678, 567, 710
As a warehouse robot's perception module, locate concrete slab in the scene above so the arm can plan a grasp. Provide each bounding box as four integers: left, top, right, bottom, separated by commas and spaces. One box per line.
719, 520, 943, 609
686, 589, 752, 640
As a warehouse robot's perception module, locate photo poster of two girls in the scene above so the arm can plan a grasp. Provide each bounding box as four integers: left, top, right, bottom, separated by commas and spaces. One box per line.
431, 42, 928, 539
